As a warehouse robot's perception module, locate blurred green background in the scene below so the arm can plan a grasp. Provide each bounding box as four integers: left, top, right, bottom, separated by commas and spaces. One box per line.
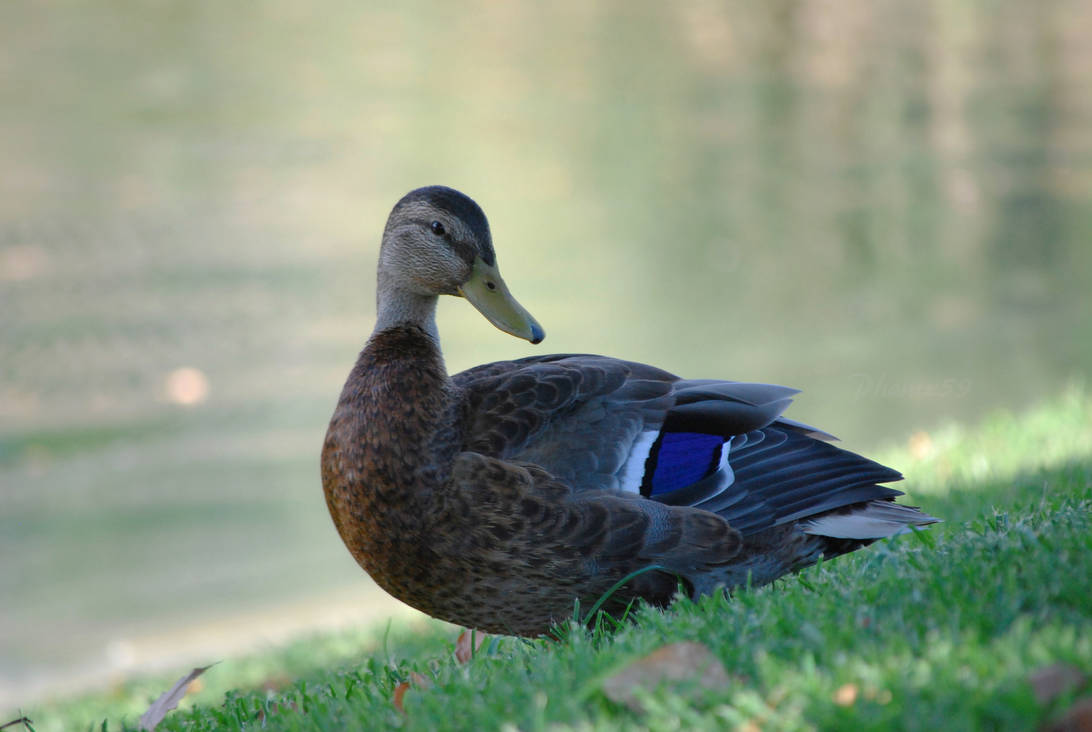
2, 0, 1090, 709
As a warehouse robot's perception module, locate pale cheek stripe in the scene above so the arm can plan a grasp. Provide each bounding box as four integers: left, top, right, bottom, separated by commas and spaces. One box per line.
618, 430, 660, 493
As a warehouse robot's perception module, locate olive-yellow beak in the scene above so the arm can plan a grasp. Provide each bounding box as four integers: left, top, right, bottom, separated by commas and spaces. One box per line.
458, 258, 545, 344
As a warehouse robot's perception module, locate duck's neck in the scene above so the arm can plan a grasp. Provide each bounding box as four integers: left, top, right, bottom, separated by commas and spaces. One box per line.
372, 281, 442, 345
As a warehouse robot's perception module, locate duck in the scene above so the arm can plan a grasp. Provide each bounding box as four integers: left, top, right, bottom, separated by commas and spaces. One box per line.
321, 185, 938, 637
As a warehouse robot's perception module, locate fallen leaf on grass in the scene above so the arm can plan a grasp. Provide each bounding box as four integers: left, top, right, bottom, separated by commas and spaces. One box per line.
138, 665, 213, 731
601, 642, 733, 712
1030, 664, 1088, 704
393, 672, 433, 714
455, 629, 486, 664
1043, 697, 1092, 732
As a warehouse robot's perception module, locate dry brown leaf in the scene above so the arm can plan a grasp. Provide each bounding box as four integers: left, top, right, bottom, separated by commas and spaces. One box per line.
392, 682, 411, 713
138, 664, 213, 731
1031, 664, 1088, 704
455, 629, 487, 664
1043, 697, 1092, 732
601, 642, 733, 712
393, 671, 433, 713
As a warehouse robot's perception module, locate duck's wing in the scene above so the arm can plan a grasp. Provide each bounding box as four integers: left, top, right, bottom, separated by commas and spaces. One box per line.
452, 354, 929, 539
453, 354, 679, 493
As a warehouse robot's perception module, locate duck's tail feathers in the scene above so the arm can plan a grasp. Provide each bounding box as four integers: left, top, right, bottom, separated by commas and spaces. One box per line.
800, 499, 940, 540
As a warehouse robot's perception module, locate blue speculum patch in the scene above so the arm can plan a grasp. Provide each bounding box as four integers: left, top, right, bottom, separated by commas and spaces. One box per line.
648, 432, 725, 495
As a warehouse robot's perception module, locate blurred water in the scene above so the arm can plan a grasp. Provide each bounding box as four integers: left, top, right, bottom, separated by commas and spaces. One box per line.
1, 0, 1090, 705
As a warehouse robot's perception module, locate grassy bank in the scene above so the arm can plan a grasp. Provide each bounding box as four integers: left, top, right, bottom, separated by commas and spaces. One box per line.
16, 385, 1092, 731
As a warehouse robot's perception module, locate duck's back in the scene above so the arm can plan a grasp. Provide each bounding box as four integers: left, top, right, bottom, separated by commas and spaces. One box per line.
450, 354, 934, 584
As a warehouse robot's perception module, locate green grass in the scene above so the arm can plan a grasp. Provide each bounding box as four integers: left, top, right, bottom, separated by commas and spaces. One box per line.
18, 385, 1092, 731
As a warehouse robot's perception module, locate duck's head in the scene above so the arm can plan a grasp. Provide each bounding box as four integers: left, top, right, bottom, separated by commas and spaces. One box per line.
378, 186, 544, 344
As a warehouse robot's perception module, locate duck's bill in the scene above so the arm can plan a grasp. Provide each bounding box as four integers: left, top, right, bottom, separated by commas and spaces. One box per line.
458, 258, 545, 344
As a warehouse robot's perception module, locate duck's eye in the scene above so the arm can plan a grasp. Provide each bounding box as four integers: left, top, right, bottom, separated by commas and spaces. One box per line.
430, 221, 446, 236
